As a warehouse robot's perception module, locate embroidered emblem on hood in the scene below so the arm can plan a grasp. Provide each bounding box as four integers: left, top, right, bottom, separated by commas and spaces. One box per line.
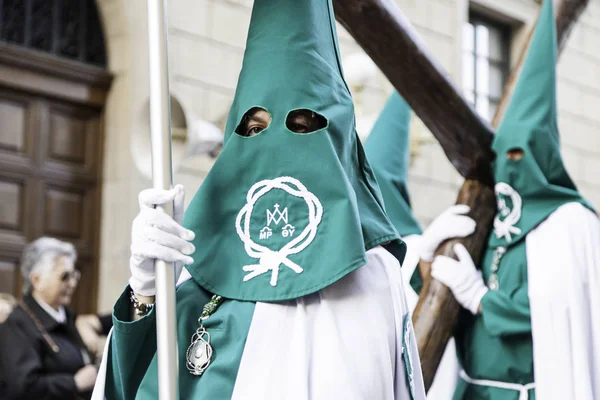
235, 176, 323, 286
494, 182, 523, 243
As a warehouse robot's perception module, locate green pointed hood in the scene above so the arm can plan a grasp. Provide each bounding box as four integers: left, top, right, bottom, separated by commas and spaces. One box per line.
364, 91, 422, 237
183, 0, 405, 302
489, 0, 591, 248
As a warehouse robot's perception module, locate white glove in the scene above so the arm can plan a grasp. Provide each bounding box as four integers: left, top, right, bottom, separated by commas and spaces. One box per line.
420, 204, 476, 262
129, 184, 195, 296
431, 243, 488, 314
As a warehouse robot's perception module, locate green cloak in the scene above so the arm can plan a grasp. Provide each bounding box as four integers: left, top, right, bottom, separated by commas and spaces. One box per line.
455, 1, 593, 398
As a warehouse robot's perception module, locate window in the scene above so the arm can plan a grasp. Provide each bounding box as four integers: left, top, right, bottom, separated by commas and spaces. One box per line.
0, 0, 107, 67
462, 13, 511, 121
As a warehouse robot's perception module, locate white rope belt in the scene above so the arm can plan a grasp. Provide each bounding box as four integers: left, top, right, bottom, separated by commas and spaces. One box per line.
459, 370, 535, 400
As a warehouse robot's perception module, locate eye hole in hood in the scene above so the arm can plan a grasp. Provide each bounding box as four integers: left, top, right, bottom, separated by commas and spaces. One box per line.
285, 109, 328, 134
506, 147, 525, 161
235, 107, 272, 138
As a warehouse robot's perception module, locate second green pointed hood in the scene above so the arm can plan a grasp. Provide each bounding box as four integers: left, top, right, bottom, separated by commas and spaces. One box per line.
364, 91, 422, 237
490, 0, 592, 248
183, 0, 405, 302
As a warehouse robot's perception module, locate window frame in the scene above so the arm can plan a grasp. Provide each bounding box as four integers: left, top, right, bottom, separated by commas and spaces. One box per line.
464, 11, 512, 120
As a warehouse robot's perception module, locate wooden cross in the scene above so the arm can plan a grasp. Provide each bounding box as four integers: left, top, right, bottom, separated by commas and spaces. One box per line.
333, 0, 589, 391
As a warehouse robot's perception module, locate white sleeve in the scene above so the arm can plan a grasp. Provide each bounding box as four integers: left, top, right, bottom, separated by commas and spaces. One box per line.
91, 329, 112, 400
526, 202, 600, 400
176, 266, 192, 287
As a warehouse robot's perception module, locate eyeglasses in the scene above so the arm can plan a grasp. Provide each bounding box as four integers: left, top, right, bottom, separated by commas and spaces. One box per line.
60, 270, 81, 283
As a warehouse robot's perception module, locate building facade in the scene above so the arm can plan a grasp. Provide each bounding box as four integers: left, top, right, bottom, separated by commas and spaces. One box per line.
0, 0, 599, 312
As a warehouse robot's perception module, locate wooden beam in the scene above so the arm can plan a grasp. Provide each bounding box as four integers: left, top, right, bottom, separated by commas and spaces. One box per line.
411, 183, 495, 390
556, 0, 589, 52
333, 0, 495, 183
334, 0, 590, 391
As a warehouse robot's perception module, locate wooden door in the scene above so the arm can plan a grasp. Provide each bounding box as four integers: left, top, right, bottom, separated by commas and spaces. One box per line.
0, 45, 111, 313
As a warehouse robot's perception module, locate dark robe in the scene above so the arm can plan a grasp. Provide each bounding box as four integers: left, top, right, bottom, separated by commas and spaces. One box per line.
0, 294, 92, 400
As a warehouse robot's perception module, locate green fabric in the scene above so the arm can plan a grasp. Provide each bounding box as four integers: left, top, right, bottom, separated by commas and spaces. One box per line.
489, 0, 590, 249
364, 91, 422, 237
105, 287, 158, 400
105, 282, 256, 399
453, 242, 534, 400
409, 267, 424, 294
184, 0, 405, 302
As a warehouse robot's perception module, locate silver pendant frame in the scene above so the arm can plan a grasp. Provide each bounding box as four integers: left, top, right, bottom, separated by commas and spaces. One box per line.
186, 326, 213, 376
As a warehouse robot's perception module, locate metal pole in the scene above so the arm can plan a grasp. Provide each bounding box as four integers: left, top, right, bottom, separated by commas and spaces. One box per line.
147, 1, 178, 399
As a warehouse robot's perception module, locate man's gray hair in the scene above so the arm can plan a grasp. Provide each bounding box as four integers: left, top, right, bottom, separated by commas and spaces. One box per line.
21, 237, 77, 293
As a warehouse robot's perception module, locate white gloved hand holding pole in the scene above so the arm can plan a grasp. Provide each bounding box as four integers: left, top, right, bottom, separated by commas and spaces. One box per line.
129, 184, 195, 296
431, 243, 488, 315
420, 204, 476, 262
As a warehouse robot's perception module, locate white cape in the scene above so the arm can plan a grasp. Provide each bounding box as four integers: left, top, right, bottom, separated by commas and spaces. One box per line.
93, 246, 427, 399
527, 202, 600, 399
403, 234, 459, 400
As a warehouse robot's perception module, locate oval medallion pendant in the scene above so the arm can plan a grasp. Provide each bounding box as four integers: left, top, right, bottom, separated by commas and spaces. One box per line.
186, 326, 213, 376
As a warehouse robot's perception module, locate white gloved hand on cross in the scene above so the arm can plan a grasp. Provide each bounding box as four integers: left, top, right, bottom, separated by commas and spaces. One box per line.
431, 243, 488, 315
420, 204, 476, 262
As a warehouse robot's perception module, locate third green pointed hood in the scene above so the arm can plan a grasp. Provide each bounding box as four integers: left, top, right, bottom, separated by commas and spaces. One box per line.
183, 0, 405, 301
364, 91, 422, 237
489, 0, 591, 248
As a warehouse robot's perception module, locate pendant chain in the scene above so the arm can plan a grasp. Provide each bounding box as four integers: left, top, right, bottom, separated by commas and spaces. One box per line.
487, 246, 506, 291
186, 294, 224, 376
199, 295, 223, 322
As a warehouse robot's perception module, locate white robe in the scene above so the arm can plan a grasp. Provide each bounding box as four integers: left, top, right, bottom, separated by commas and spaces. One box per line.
93, 246, 426, 399
527, 202, 600, 399
402, 235, 459, 400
